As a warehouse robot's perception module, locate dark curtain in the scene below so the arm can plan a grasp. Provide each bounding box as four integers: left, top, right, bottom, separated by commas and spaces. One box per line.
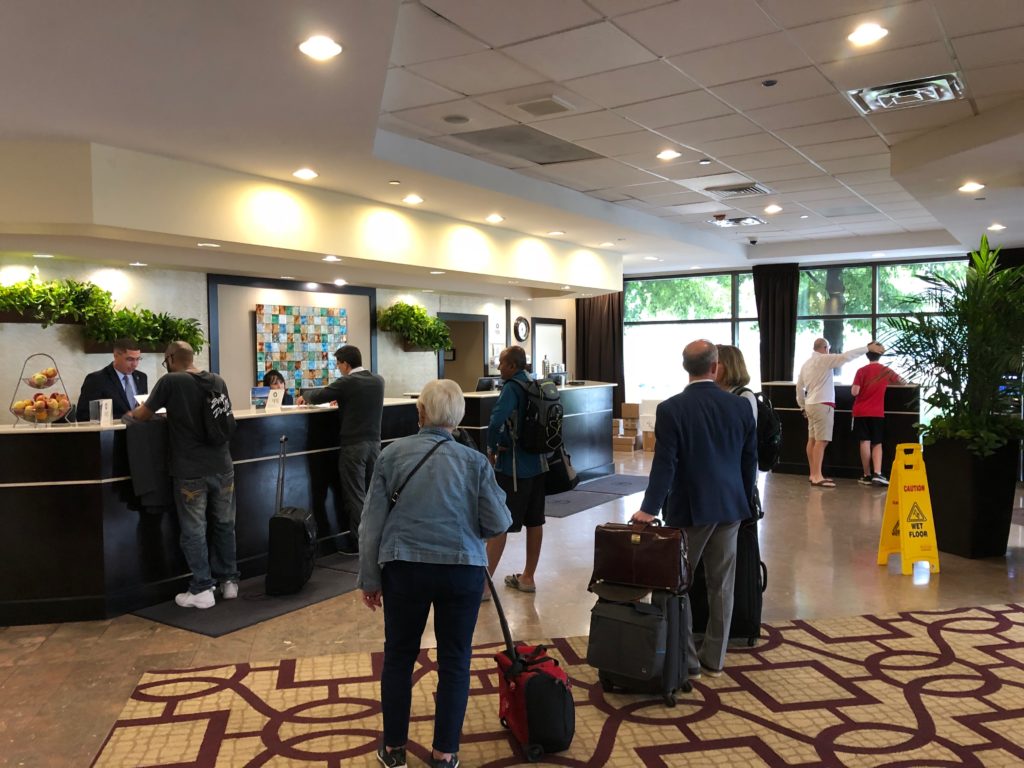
752, 263, 800, 383
995, 246, 1024, 271
576, 292, 625, 417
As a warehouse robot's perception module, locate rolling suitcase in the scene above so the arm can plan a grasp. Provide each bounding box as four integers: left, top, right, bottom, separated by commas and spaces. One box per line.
487, 573, 575, 762
265, 436, 317, 595
586, 590, 692, 706
689, 518, 767, 646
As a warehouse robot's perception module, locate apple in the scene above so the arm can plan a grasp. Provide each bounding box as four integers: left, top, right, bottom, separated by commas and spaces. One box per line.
30, 373, 47, 386
33, 393, 47, 402
21, 409, 35, 421
43, 367, 57, 379
47, 399, 59, 410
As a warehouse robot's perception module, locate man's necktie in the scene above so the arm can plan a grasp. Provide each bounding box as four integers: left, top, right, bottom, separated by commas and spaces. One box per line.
123, 373, 138, 409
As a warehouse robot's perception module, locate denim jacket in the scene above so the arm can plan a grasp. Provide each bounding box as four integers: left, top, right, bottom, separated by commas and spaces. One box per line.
357, 427, 511, 592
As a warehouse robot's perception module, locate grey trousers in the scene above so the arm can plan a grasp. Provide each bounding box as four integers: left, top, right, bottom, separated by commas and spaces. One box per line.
685, 521, 740, 673
338, 440, 380, 534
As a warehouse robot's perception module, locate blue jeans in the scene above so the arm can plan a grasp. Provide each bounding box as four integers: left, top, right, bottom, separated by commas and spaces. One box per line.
381, 561, 484, 754
173, 471, 239, 594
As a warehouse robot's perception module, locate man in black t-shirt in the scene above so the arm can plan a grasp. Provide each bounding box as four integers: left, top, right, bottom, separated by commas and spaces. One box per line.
128, 341, 239, 609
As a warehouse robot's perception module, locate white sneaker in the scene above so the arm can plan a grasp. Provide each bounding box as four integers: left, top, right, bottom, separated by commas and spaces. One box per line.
221, 580, 239, 600
175, 589, 215, 609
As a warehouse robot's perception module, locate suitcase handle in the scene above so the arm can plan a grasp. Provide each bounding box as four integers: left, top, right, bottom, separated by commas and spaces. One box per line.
276, 435, 288, 512
759, 560, 768, 593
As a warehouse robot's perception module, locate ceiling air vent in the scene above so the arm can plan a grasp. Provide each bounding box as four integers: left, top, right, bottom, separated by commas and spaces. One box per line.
708, 214, 766, 228
515, 95, 575, 117
702, 182, 772, 200
452, 125, 600, 165
847, 73, 965, 114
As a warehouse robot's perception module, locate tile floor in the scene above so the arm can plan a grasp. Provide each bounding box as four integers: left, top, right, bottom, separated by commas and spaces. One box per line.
2, 453, 1022, 767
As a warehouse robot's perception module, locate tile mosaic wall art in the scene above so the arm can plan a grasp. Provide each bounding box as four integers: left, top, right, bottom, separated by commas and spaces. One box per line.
253, 304, 347, 390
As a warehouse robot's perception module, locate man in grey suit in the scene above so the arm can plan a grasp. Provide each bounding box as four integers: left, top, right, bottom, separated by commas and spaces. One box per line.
302, 345, 385, 554
633, 339, 757, 678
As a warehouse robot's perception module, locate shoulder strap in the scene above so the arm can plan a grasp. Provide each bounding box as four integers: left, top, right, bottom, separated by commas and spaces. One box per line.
731, 385, 752, 397
388, 437, 448, 514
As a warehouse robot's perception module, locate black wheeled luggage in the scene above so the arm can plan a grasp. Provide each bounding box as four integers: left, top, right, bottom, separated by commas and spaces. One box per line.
265, 436, 317, 595
586, 590, 692, 706
690, 518, 766, 646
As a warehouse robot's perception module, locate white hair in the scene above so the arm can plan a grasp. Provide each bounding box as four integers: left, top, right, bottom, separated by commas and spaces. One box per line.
417, 379, 465, 428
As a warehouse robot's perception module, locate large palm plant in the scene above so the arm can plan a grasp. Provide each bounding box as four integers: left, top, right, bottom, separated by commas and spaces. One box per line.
883, 235, 1024, 456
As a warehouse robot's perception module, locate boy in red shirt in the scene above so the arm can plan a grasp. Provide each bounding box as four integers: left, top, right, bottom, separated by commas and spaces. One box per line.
851, 345, 905, 486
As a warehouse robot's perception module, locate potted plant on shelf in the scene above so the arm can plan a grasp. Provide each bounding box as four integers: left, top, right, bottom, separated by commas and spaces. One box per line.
884, 235, 1024, 558
377, 301, 452, 352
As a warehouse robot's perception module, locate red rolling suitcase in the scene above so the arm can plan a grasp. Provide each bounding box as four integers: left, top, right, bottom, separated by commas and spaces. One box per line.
486, 573, 575, 762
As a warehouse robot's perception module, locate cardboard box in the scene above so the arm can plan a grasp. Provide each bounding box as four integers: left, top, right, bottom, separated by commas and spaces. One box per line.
612, 435, 636, 452
642, 431, 656, 452
621, 402, 640, 419
622, 428, 638, 438
623, 418, 638, 430
611, 418, 623, 435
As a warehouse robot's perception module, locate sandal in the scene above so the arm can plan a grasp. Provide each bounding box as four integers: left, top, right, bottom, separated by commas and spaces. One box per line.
504, 573, 537, 593
810, 479, 836, 488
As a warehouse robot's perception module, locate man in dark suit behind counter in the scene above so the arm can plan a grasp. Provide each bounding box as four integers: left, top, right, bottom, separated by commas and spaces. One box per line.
76, 338, 148, 422
633, 339, 757, 679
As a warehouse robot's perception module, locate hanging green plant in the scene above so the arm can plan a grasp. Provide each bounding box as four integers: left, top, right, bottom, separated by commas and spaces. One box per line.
377, 301, 452, 351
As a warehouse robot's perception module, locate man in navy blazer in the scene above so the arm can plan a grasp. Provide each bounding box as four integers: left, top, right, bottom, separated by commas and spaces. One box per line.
75, 338, 148, 422
634, 339, 757, 678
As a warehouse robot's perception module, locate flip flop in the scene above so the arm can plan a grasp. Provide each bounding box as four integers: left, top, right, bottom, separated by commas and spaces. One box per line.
808, 477, 834, 483
504, 573, 537, 593
810, 479, 836, 488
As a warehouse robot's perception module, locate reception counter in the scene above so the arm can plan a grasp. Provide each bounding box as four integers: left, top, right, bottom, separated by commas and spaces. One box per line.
0, 382, 613, 625
761, 381, 920, 478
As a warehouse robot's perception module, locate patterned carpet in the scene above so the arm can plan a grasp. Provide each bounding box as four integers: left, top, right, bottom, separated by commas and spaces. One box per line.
92, 603, 1024, 767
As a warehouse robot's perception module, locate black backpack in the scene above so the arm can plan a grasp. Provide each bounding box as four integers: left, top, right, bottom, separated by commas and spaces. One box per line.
188, 373, 237, 446
509, 378, 563, 453
733, 387, 782, 472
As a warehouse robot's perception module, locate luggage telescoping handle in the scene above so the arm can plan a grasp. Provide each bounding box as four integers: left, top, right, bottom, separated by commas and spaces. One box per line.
484, 570, 516, 658
276, 435, 288, 512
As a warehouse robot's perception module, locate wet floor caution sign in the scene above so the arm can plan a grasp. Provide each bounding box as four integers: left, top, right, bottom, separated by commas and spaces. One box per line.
876, 443, 940, 575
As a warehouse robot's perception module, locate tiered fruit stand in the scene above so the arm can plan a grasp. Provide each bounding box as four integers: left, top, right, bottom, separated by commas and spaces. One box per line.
8, 353, 72, 426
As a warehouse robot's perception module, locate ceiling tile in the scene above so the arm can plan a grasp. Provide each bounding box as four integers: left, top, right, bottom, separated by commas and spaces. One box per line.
660, 114, 760, 146
753, 163, 830, 182
644, 190, 715, 206
533, 110, 638, 141
964, 62, 1024, 100
711, 67, 838, 111
563, 61, 697, 108
578, 129, 680, 157
389, 3, 489, 66
381, 68, 462, 112
747, 93, 859, 130
588, 187, 633, 202
616, 0, 778, 58
669, 32, 812, 87
377, 112, 440, 139
615, 147, 705, 171
586, 0, 672, 16
952, 27, 1024, 70
801, 136, 889, 162
786, 1, 944, 66
420, 0, 601, 47
863, 191, 918, 204
504, 22, 656, 81
698, 132, 788, 157
819, 154, 890, 174
770, 176, 845, 193
662, 201, 729, 215
473, 83, 602, 124
618, 91, 734, 129
836, 169, 892, 185
755, 0, 912, 27
477, 150, 536, 169
390, 98, 514, 134
775, 117, 879, 146
530, 157, 659, 190
658, 160, 733, 180
782, 188, 863, 203
850, 181, 907, 195
974, 93, 1024, 113
719, 147, 807, 170
623, 181, 699, 201
934, 0, 1024, 38
822, 42, 957, 92
406, 51, 545, 96
865, 100, 974, 136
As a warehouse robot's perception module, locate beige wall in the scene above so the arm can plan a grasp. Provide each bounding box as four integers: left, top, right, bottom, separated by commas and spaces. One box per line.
509, 297, 577, 378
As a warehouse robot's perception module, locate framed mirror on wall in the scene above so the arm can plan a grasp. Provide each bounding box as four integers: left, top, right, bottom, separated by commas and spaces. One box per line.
531, 317, 566, 378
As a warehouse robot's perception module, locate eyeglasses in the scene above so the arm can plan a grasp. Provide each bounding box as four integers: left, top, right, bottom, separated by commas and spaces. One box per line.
162, 355, 172, 370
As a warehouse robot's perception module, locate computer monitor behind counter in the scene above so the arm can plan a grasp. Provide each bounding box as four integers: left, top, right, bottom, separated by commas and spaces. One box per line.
475, 376, 503, 392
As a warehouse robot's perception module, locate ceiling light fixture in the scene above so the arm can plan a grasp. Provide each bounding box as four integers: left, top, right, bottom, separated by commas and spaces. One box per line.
299, 35, 342, 61
698, 158, 713, 165
800, 214, 809, 219
761, 79, 778, 88
988, 223, 1006, 231
958, 181, 985, 193
708, 215, 765, 227
293, 168, 319, 181
129, 262, 147, 267
485, 213, 505, 224
561, 285, 571, 290
280, 275, 294, 280
422, 289, 435, 293
598, 242, 614, 247
443, 114, 470, 125
333, 278, 347, 286
429, 270, 446, 275
764, 204, 783, 214
547, 230, 565, 236
656, 149, 682, 161
304, 282, 319, 290
848, 22, 888, 47
32, 253, 53, 259
402, 194, 423, 205
872, 252, 885, 258
643, 256, 659, 261
197, 242, 220, 248
322, 255, 341, 262
387, 180, 401, 185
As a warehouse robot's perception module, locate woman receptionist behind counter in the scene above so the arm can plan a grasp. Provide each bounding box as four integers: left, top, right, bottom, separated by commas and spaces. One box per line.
262, 370, 294, 405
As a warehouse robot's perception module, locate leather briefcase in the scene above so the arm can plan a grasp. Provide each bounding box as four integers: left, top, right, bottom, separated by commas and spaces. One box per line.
589, 521, 690, 595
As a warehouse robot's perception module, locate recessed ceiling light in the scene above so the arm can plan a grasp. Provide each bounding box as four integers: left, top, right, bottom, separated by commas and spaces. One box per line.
598, 242, 614, 247
304, 282, 319, 289
547, 230, 565, 236
322, 255, 341, 262
761, 79, 778, 88
403, 194, 423, 205
688, 265, 701, 270
958, 181, 985, 193
293, 168, 319, 181
764, 204, 783, 214
643, 256, 659, 261
388, 179, 401, 185
656, 149, 682, 161
561, 285, 571, 290
423, 289, 435, 293
872, 252, 885, 258
280, 275, 294, 280
848, 22, 888, 47
299, 35, 342, 61
32, 253, 53, 259
698, 158, 712, 165
988, 223, 1006, 231
197, 242, 220, 248
129, 261, 147, 267
485, 213, 505, 224
442, 114, 470, 125
429, 270, 446, 275
333, 278, 347, 286
800, 214, 809, 219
